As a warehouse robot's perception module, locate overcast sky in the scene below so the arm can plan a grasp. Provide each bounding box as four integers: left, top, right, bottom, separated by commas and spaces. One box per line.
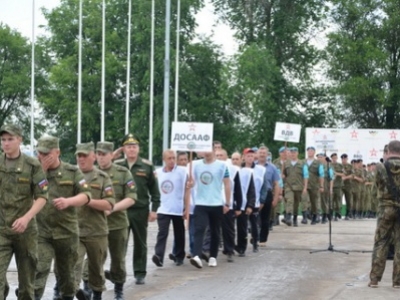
0, 0, 238, 56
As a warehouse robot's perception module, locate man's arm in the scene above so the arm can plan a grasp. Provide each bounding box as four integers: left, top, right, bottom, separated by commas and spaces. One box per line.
245, 175, 256, 213
223, 177, 231, 214
233, 172, 243, 213
13, 197, 47, 233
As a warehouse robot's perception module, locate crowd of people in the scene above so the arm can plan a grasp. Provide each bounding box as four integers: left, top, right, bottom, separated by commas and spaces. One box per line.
1, 121, 399, 300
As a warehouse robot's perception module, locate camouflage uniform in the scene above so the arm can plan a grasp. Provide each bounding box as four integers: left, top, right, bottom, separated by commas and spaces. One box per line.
332, 161, 344, 216
73, 143, 115, 294
34, 136, 91, 299
369, 158, 400, 286
0, 124, 48, 300
342, 162, 354, 218
352, 166, 364, 217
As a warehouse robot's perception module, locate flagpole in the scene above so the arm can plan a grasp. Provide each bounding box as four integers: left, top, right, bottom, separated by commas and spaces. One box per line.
77, 0, 83, 143
149, 0, 155, 160
125, 0, 132, 134
163, 0, 171, 151
100, 0, 106, 141
30, 0, 35, 151
174, 0, 181, 122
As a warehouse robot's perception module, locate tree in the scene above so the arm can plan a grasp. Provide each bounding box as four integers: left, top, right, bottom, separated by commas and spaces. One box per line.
326, 0, 400, 129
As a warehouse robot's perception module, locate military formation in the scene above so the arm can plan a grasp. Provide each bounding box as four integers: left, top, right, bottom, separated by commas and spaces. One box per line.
1, 122, 399, 299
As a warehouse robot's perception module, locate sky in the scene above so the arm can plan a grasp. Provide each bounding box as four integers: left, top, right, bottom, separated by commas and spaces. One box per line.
0, 0, 238, 56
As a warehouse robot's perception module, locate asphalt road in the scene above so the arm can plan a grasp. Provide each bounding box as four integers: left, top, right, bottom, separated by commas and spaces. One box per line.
5, 217, 399, 300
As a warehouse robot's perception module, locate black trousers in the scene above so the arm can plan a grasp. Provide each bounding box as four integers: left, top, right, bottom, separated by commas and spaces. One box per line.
155, 213, 185, 262
193, 205, 223, 258
236, 212, 248, 252
259, 191, 273, 243
221, 210, 235, 255
249, 208, 259, 245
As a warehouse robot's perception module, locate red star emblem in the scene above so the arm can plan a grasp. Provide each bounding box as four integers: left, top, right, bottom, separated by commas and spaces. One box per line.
286, 124, 291, 130
189, 124, 196, 131
370, 148, 377, 157
389, 130, 397, 139
350, 130, 358, 138
312, 129, 320, 136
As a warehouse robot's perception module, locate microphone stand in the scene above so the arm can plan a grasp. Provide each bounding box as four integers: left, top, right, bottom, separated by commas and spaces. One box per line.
310, 147, 349, 255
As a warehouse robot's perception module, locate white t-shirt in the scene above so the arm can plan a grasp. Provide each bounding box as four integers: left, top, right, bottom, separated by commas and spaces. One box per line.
239, 167, 253, 210
252, 165, 266, 208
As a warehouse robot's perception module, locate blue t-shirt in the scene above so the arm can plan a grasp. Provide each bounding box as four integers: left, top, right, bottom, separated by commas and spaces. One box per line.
193, 159, 229, 206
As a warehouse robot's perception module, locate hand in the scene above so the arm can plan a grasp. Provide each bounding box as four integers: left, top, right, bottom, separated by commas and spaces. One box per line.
104, 210, 112, 216
148, 211, 157, 222
112, 147, 124, 160
259, 204, 264, 211
234, 210, 242, 217
245, 207, 252, 215
272, 199, 278, 208
223, 205, 230, 214
302, 189, 307, 195
12, 216, 31, 233
53, 197, 70, 210
40, 155, 53, 172
186, 179, 194, 189
183, 210, 189, 220
319, 187, 324, 193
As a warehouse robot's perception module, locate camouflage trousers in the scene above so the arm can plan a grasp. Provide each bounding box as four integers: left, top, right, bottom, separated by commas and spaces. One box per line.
370, 205, 400, 284
35, 235, 79, 298
332, 187, 342, 213
0, 229, 38, 300
285, 189, 303, 215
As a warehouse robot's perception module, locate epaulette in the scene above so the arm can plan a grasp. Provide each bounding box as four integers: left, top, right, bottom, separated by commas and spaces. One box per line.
96, 168, 110, 178
63, 162, 79, 171
142, 158, 153, 166
113, 163, 129, 172
114, 158, 125, 165
24, 154, 41, 167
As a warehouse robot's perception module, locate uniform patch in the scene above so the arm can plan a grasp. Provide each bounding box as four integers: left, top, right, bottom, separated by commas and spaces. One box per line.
136, 172, 147, 177
161, 180, 174, 194
105, 186, 113, 196
200, 171, 213, 185
90, 183, 101, 189
59, 180, 73, 185
79, 179, 88, 189
126, 180, 135, 189
18, 177, 30, 183
38, 179, 49, 191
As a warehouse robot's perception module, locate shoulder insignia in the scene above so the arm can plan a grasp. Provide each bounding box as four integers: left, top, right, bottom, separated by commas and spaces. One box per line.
63, 163, 79, 171
97, 169, 109, 178
114, 163, 130, 172
114, 159, 125, 165
142, 158, 153, 166
24, 155, 41, 167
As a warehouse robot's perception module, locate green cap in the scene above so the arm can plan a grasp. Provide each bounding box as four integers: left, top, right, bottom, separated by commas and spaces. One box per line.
0, 123, 22, 137
75, 142, 95, 155
122, 133, 140, 146
36, 136, 59, 153
96, 141, 114, 153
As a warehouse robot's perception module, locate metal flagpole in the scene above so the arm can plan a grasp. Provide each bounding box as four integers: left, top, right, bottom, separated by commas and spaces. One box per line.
100, 0, 106, 141
125, 0, 132, 134
30, 0, 35, 151
77, 0, 83, 143
163, 0, 171, 151
174, 0, 181, 122
149, 0, 155, 160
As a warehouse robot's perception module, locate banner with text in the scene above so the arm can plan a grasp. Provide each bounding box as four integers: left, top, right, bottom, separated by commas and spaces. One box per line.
274, 122, 302, 143
171, 122, 214, 152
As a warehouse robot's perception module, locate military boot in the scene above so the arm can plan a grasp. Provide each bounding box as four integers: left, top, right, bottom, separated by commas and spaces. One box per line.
301, 211, 308, 224
316, 214, 321, 223
311, 214, 317, 225
114, 283, 124, 300
53, 279, 61, 300
321, 214, 327, 224
284, 213, 292, 226
75, 289, 90, 300
83, 281, 92, 299
274, 213, 280, 226
269, 219, 274, 231
293, 215, 298, 227
63, 297, 74, 300
93, 291, 102, 300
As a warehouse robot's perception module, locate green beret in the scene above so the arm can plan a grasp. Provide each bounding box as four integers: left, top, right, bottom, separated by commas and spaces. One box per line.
75, 142, 95, 155
96, 141, 114, 153
0, 123, 22, 137
36, 136, 59, 153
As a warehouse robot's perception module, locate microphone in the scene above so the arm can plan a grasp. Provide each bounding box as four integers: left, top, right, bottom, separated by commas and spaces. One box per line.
380, 158, 384, 163
325, 157, 331, 163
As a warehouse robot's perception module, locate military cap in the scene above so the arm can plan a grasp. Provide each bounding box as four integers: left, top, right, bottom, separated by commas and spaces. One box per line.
330, 153, 337, 158
96, 141, 114, 153
351, 159, 355, 163
36, 136, 59, 153
340, 153, 348, 159
0, 123, 22, 137
243, 148, 255, 155
279, 146, 286, 153
75, 142, 95, 155
307, 146, 316, 151
122, 133, 140, 146
290, 147, 298, 152
317, 152, 325, 157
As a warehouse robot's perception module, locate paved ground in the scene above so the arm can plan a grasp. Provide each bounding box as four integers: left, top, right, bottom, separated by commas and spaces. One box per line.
5, 217, 400, 300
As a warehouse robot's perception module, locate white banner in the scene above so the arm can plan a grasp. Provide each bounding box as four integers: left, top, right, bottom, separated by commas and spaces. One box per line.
171, 122, 213, 152
306, 128, 399, 163
274, 122, 302, 143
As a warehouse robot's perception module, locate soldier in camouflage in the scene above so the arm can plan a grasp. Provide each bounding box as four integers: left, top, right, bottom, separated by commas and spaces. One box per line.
0, 124, 48, 300
33, 136, 91, 300
341, 154, 354, 220
369, 140, 400, 288
331, 153, 344, 220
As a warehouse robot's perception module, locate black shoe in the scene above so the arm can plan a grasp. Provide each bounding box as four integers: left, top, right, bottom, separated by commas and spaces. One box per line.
135, 277, 145, 285
175, 260, 184, 266
200, 252, 209, 263
311, 214, 317, 225
253, 245, 258, 253
83, 280, 92, 299
293, 215, 298, 227
227, 254, 234, 262
168, 253, 176, 262
238, 251, 246, 257
15, 288, 18, 297
114, 283, 124, 300
75, 289, 90, 300
322, 213, 327, 224
301, 211, 308, 224
316, 214, 321, 223
284, 213, 292, 226
334, 214, 338, 221
152, 254, 163, 267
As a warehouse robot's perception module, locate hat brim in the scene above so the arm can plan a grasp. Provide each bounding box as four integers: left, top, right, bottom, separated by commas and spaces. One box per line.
36, 147, 51, 154
96, 149, 112, 154
75, 150, 91, 155
0, 129, 19, 136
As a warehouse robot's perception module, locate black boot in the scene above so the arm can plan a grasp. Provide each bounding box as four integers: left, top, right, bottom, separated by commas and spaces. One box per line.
316, 214, 321, 223
114, 283, 124, 300
63, 297, 74, 300
53, 279, 61, 300
334, 213, 338, 221
311, 214, 317, 225
83, 281, 92, 299
321, 213, 327, 224
301, 211, 308, 224
269, 219, 274, 231
284, 213, 292, 226
93, 291, 102, 300
352, 209, 356, 219
75, 289, 90, 300
293, 215, 298, 227
307, 209, 312, 220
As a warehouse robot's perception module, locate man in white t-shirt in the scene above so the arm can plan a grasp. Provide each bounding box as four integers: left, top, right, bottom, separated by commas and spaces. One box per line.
152, 150, 190, 267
